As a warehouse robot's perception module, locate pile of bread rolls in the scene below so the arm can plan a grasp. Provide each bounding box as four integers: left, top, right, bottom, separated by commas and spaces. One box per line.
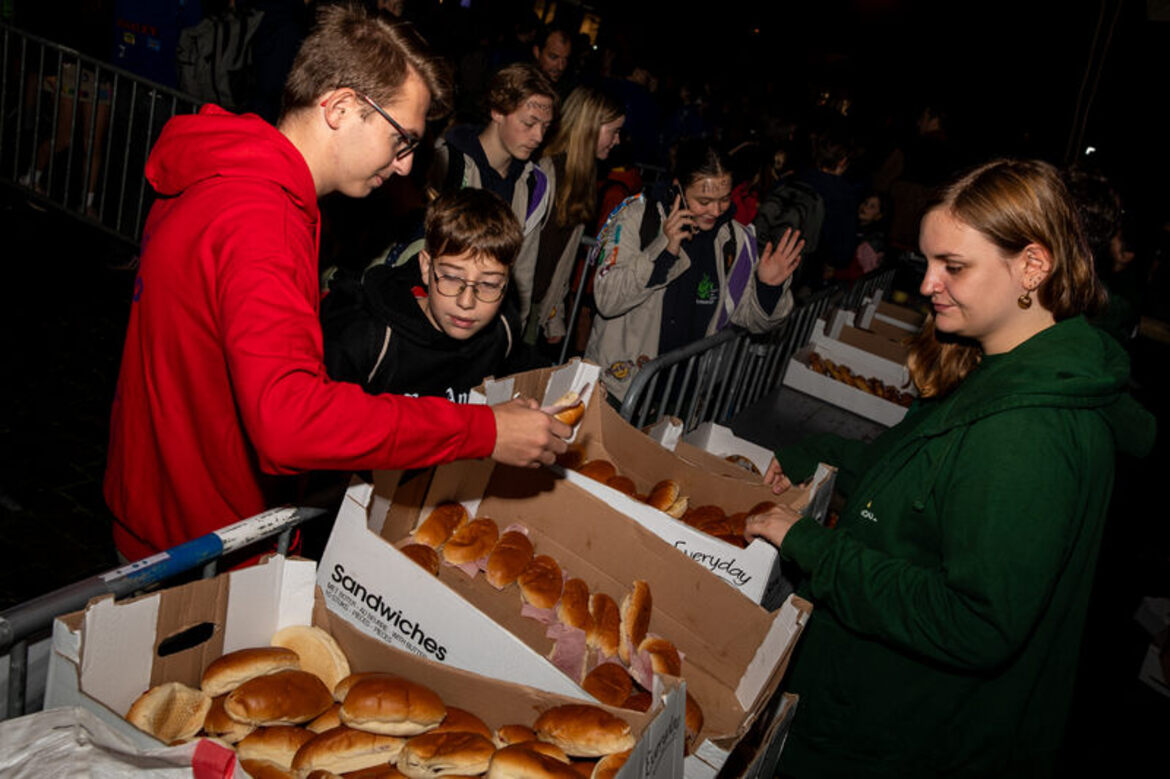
806, 351, 913, 407
400, 502, 703, 754
560, 454, 778, 550
125, 624, 641, 778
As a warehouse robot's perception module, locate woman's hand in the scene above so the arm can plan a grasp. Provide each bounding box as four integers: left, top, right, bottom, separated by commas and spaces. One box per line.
663, 193, 696, 256
744, 503, 802, 547
757, 227, 804, 287
763, 457, 792, 494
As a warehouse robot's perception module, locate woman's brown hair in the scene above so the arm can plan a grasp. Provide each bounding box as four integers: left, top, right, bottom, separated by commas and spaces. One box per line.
908, 158, 1106, 398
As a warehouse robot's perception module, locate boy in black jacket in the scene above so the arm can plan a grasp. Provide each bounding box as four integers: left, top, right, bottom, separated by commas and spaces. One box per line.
322, 189, 532, 403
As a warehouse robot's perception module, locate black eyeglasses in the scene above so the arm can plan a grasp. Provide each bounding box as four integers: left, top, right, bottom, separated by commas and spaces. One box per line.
430, 263, 508, 303
355, 91, 421, 160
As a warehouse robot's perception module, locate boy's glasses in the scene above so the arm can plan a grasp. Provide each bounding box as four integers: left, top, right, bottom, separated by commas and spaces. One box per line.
354, 91, 421, 160
431, 266, 508, 303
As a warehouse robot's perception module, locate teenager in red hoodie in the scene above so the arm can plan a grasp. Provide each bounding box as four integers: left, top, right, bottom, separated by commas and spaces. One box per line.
105, 5, 569, 561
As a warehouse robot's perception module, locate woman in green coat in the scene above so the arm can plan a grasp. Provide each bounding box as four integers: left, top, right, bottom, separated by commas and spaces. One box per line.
747, 159, 1155, 778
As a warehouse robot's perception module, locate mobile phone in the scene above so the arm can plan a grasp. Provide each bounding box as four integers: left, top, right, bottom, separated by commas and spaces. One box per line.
670, 184, 694, 234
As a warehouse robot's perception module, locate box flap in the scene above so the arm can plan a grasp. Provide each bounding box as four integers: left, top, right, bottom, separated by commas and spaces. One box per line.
223, 555, 315, 653
80, 593, 160, 716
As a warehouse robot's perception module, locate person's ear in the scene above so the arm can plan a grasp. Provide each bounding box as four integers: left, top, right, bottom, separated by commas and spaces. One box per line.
418, 250, 432, 283
1021, 243, 1053, 289
319, 89, 355, 131
489, 109, 505, 127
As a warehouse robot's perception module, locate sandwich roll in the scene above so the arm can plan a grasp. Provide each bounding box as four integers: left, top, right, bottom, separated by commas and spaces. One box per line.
271, 625, 352, 694
486, 745, 580, 778
201, 646, 301, 697
576, 460, 616, 483
400, 544, 441, 576
590, 750, 631, 779
236, 725, 315, 769
292, 725, 406, 775
239, 759, 297, 779
620, 691, 650, 713
645, 480, 678, 513
442, 518, 500, 566
618, 581, 652, 664
339, 676, 446, 736
430, 706, 493, 741
125, 681, 212, 745
557, 578, 593, 633
586, 594, 620, 659
486, 530, 535, 590
224, 669, 333, 726
494, 724, 537, 749
397, 731, 496, 778
545, 390, 585, 427
581, 663, 632, 709
307, 703, 343, 733
637, 636, 681, 677
202, 693, 255, 743
603, 476, 636, 497
413, 502, 469, 549
518, 555, 563, 610
334, 672, 396, 703
532, 705, 635, 758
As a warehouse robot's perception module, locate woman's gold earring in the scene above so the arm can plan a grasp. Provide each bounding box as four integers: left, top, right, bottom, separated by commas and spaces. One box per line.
1017, 290, 1033, 310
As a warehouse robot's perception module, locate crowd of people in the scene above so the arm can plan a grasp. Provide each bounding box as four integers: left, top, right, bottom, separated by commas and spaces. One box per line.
93, 3, 1158, 778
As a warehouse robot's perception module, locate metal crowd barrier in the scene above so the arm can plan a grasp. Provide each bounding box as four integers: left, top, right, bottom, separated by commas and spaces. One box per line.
0, 22, 201, 247
0, 505, 327, 721
619, 267, 898, 430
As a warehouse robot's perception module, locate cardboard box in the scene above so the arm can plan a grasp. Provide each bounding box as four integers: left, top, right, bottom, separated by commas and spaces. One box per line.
319, 466, 812, 774
680, 422, 775, 477
566, 403, 834, 606
873, 299, 925, 332
44, 556, 685, 778
783, 319, 915, 428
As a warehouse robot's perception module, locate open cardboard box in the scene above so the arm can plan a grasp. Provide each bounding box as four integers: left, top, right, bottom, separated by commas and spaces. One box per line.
678, 422, 776, 478
44, 555, 685, 778
320, 463, 812, 777
559, 395, 834, 608
783, 318, 915, 428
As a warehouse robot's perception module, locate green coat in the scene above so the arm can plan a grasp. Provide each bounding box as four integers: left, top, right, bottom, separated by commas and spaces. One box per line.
774, 316, 1155, 778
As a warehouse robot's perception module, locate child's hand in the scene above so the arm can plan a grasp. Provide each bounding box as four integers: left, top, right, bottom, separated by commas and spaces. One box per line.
756, 228, 804, 287
744, 504, 801, 548
763, 457, 792, 494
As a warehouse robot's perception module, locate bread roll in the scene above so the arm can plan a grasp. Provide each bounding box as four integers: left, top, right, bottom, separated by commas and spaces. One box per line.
494, 724, 537, 748
518, 555, 563, 610
486, 745, 580, 778
533, 705, 635, 758
338, 767, 407, 778
125, 681, 211, 745
550, 390, 585, 427
339, 676, 446, 736
577, 460, 616, 483
413, 502, 469, 549
442, 518, 500, 565
486, 530, 535, 590
334, 672, 396, 703
201, 646, 301, 697
603, 476, 636, 496
645, 480, 678, 512
664, 496, 688, 519
239, 759, 297, 779
271, 625, 352, 694
515, 740, 569, 763
425, 706, 493, 742
637, 637, 680, 677
620, 691, 650, 713
618, 581, 651, 664
586, 594, 619, 659
202, 693, 255, 743
397, 731, 495, 778
724, 453, 761, 475
684, 692, 704, 756
292, 725, 406, 775
237, 725, 315, 768
580, 663, 632, 708
224, 669, 333, 726
307, 702, 343, 733
590, 750, 631, 779
400, 544, 441, 576
682, 505, 725, 531
557, 578, 593, 632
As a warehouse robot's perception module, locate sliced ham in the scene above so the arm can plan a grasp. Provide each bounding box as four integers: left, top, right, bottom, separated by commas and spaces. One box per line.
546, 624, 588, 683
520, 603, 559, 624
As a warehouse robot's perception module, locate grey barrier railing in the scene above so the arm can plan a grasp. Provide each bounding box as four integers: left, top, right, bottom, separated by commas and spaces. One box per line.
0, 505, 327, 721
619, 267, 898, 430
0, 22, 201, 247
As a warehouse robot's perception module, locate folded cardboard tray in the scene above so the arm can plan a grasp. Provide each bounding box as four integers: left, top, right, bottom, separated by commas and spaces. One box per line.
320, 457, 812, 776
44, 555, 685, 778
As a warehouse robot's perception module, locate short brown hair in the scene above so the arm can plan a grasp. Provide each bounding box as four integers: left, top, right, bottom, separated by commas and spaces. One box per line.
282, 4, 452, 119
425, 189, 523, 267
486, 63, 558, 117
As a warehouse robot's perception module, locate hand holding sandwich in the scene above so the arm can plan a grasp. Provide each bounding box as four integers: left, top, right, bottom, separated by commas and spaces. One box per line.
491, 398, 571, 467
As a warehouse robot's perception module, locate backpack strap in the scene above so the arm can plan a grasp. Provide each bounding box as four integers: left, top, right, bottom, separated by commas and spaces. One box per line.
368, 325, 392, 385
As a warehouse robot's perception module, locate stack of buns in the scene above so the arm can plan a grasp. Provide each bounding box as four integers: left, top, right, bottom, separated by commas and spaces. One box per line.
123, 624, 646, 777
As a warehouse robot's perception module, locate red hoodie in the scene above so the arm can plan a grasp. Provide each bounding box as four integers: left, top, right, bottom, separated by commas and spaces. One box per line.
104, 106, 496, 560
